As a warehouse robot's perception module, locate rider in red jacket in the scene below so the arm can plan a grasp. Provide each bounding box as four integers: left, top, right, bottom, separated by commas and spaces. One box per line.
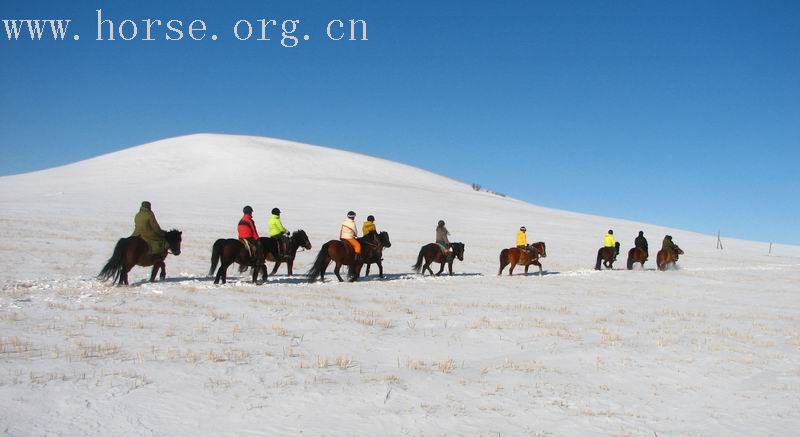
238, 206, 259, 256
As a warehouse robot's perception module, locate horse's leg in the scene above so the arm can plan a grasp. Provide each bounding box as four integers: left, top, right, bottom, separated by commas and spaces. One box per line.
334, 262, 344, 282
159, 259, 166, 280
509, 262, 516, 276
221, 262, 230, 284
533, 260, 542, 275
447, 261, 454, 276
261, 264, 269, 283
377, 261, 384, 279
435, 261, 445, 276
270, 260, 281, 276
286, 259, 293, 276
149, 257, 158, 282
365, 263, 371, 277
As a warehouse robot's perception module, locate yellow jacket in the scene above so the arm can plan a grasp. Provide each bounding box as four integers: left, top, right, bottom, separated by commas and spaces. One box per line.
516, 230, 527, 247
362, 221, 376, 235
604, 233, 616, 247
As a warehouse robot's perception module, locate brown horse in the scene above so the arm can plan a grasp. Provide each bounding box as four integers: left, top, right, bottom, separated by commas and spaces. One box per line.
362, 231, 392, 278
656, 247, 684, 271
595, 242, 621, 270
261, 230, 313, 276
99, 229, 182, 286
209, 238, 268, 284
412, 242, 465, 276
306, 231, 387, 282
498, 242, 547, 276
626, 247, 649, 270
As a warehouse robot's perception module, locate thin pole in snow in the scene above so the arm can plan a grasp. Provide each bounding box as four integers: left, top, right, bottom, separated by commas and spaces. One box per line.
716, 230, 723, 250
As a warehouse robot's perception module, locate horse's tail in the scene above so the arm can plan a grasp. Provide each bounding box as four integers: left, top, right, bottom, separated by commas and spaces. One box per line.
209, 239, 225, 276
626, 248, 634, 270
306, 242, 330, 282
595, 248, 603, 270
498, 249, 509, 275
411, 246, 425, 273
99, 238, 127, 282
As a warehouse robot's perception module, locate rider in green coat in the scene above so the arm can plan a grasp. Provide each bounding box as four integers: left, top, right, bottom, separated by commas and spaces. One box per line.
132, 201, 166, 254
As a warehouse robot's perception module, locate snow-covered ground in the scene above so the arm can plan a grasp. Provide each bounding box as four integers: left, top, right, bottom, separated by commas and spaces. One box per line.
1, 134, 798, 435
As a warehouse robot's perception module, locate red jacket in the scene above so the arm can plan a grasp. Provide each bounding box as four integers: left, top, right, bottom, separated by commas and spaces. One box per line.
238, 214, 259, 239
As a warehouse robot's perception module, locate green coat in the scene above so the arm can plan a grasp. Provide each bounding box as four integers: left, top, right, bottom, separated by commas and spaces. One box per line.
662, 238, 677, 253
132, 206, 166, 254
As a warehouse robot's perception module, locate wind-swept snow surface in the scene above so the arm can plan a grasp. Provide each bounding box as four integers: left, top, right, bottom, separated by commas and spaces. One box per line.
1, 134, 799, 435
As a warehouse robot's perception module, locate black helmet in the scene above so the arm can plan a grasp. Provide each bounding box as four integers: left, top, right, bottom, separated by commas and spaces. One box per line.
141, 201, 151, 209
608, 229, 614, 234
520, 226, 526, 232
367, 215, 375, 222
272, 208, 280, 216
438, 220, 445, 227
347, 211, 356, 219
243, 205, 253, 215
638, 231, 644, 236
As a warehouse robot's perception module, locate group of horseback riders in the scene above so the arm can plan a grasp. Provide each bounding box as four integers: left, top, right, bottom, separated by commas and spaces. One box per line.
127, 200, 683, 284
600, 229, 681, 261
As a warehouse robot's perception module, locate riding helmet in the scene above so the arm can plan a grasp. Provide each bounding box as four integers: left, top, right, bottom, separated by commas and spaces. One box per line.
367, 215, 375, 222
272, 207, 281, 216
608, 229, 613, 234
141, 201, 151, 209
638, 231, 644, 236
347, 211, 356, 219
520, 226, 526, 232
243, 205, 253, 215
438, 220, 445, 227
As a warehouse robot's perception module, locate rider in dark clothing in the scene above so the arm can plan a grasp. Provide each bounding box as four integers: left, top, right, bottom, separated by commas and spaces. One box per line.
634, 231, 648, 254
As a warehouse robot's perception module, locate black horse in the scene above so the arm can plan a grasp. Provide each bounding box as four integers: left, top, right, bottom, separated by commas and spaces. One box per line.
209, 239, 269, 284
261, 230, 313, 276
306, 231, 388, 282
595, 242, 621, 270
99, 229, 183, 286
362, 231, 392, 278
412, 242, 465, 276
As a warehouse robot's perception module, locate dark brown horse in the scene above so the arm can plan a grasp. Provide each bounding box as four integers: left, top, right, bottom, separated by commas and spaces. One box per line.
261, 230, 313, 276
412, 242, 465, 276
498, 242, 547, 276
99, 229, 182, 286
656, 247, 684, 271
209, 239, 268, 284
595, 242, 621, 270
306, 231, 387, 282
626, 247, 649, 270
362, 231, 392, 278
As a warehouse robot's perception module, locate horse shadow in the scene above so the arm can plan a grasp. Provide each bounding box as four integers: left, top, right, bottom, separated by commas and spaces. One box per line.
131, 275, 213, 286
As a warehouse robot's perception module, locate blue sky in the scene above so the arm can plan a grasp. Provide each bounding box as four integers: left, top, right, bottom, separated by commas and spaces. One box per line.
2, 1, 799, 244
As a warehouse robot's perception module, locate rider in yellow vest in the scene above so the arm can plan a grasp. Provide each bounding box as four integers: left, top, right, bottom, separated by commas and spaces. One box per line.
268, 208, 290, 258
362, 215, 376, 236
516, 226, 529, 250
604, 229, 618, 260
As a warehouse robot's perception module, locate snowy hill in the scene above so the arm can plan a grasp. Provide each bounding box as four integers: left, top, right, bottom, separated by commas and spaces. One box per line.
1, 134, 799, 435
2, 133, 796, 281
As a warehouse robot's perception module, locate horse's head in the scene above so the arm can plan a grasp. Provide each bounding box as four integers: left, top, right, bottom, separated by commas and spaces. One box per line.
675, 246, 684, 255
451, 242, 465, 261
293, 230, 312, 250
534, 241, 547, 257
165, 229, 183, 255
378, 231, 391, 248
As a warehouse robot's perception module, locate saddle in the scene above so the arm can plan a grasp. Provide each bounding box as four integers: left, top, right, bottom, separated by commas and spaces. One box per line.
240, 238, 256, 259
